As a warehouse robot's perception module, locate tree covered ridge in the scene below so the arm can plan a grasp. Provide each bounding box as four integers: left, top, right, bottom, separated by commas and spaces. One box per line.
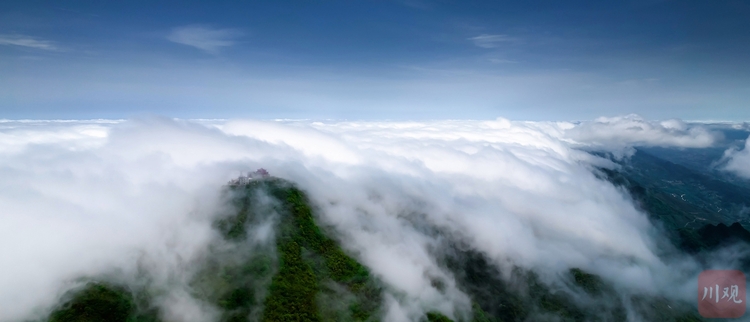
46, 281, 160, 322
45, 177, 383, 322
250, 178, 382, 321
45, 174, 717, 322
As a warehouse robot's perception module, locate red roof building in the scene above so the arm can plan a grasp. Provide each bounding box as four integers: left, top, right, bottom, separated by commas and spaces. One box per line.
255, 168, 269, 177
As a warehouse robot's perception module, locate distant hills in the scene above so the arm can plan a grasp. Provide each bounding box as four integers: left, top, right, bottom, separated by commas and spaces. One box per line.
611, 148, 750, 228
601, 146, 750, 255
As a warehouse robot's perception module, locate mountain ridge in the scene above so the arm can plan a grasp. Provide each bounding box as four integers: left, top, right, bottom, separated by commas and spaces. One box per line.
43, 173, 719, 322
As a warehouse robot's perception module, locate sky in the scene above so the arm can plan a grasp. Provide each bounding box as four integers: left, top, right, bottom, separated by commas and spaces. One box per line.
1, 0, 749, 120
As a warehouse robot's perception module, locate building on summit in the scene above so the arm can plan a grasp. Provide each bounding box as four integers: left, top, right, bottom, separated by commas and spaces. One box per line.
228, 168, 270, 186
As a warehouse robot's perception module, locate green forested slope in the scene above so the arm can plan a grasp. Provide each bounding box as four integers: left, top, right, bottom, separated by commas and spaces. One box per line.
46, 178, 382, 322
45, 175, 715, 322
47, 282, 159, 322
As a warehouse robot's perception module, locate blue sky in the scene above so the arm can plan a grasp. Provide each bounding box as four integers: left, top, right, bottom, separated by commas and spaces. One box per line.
1, 0, 749, 120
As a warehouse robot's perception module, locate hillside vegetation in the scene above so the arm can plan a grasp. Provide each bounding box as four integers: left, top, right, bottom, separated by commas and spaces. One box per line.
45, 178, 382, 322
45, 175, 714, 321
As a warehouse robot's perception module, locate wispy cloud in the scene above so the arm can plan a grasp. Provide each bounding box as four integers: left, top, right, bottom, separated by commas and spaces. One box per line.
719, 138, 750, 179
468, 34, 514, 48
0, 35, 57, 51
166, 25, 242, 54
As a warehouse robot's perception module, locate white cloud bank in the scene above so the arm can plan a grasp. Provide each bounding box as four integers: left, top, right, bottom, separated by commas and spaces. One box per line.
720, 138, 750, 179
0, 34, 58, 51
561, 114, 721, 155
167, 25, 242, 53
0, 116, 725, 321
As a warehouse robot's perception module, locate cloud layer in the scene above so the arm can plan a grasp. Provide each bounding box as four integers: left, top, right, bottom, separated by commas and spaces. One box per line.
0, 116, 727, 321
167, 25, 242, 53
561, 114, 721, 156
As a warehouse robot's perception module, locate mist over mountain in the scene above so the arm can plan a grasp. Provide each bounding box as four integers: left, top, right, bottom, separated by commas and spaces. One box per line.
4, 0, 749, 320
1, 117, 750, 322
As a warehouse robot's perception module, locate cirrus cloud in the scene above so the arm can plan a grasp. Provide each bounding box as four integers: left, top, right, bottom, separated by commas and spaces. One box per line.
166, 25, 242, 54
468, 34, 514, 48
0, 34, 58, 51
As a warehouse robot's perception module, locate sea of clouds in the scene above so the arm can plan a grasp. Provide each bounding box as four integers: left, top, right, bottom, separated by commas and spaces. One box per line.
0, 116, 747, 321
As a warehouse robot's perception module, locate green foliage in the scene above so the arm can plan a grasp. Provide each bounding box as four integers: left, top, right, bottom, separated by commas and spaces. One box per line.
262, 185, 380, 321
215, 181, 262, 241
216, 209, 250, 241
262, 241, 321, 322
676, 227, 709, 253
526, 271, 585, 321
189, 245, 277, 322
470, 303, 497, 322
191, 181, 284, 322
219, 287, 255, 322
425, 312, 454, 322
442, 240, 704, 322
48, 282, 160, 322
217, 179, 381, 321
444, 249, 527, 322
284, 187, 370, 286
569, 268, 603, 295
